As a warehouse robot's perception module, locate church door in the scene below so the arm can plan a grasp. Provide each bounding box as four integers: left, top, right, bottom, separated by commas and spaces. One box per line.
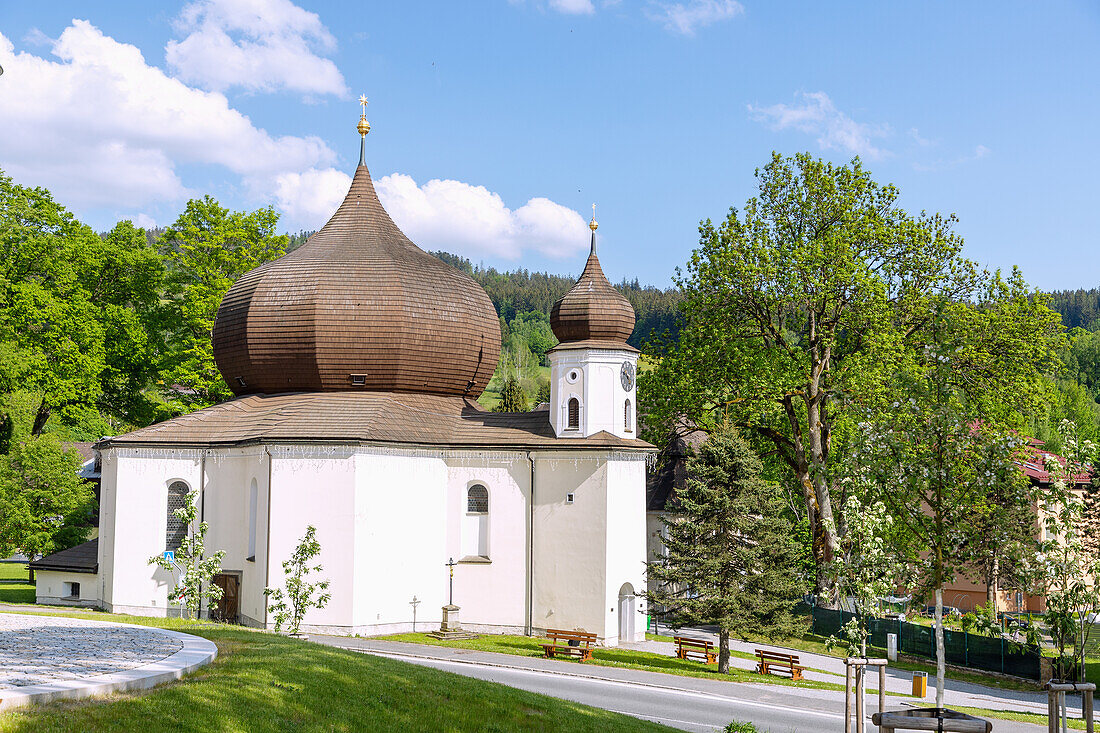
618, 583, 635, 643
212, 573, 240, 623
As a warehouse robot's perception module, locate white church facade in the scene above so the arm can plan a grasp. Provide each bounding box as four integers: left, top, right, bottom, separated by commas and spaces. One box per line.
34, 110, 653, 645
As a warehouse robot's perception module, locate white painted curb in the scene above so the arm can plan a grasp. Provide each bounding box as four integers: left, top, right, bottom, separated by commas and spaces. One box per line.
0, 619, 217, 711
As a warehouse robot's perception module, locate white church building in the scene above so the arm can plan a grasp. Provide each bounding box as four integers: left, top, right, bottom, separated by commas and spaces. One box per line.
33, 111, 654, 644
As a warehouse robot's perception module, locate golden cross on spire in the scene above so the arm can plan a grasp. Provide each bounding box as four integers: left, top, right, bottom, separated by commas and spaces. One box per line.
589, 203, 598, 231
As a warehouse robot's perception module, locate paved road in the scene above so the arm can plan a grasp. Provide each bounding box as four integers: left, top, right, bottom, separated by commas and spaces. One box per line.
317, 637, 1050, 733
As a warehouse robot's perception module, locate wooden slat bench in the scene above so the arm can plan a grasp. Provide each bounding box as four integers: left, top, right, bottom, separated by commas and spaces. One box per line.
674, 636, 716, 664
540, 629, 597, 660
754, 649, 805, 680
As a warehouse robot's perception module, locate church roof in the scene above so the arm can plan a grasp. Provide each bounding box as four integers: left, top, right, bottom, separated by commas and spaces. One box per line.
211, 125, 500, 399
550, 219, 635, 344
99, 392, 654, 451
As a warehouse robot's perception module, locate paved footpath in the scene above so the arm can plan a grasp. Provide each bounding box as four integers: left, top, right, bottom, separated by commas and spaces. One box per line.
313, 635, 1065, 733
0, 612, 216, 710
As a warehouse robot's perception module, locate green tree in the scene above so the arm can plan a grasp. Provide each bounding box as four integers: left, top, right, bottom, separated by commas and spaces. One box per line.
643, 152, 1062, 603
493, 375, 530, 413
851, 343, 1035, 706
0, 435, 94, 579
160, 196, 287, 407
646, 423, 803, 673
148, 490, 226, 620
264, 525, 331, 636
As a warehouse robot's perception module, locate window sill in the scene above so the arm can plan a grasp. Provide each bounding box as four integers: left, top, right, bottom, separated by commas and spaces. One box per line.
459, 556, 491, 564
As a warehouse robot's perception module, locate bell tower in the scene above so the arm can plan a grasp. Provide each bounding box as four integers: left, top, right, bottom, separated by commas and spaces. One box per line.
548, 208, 638, 439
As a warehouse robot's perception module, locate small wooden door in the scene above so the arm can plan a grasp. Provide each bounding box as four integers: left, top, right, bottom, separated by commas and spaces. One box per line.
212, 573, 240, 623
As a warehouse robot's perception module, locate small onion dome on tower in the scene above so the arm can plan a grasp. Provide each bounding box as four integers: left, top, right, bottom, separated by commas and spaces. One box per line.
550, 207, 635, 344
211, 99, 501, 398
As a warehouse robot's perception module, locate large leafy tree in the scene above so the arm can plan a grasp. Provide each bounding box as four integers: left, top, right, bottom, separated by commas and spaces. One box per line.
646, 422, 803, 673
159, 196, 287, 407
643, 152, 1062, 602
0, 434, 94, 577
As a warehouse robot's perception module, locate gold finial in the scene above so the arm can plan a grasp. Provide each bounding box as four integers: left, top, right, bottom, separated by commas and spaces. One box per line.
589, 203, 598, 231
357, 95, 371, 137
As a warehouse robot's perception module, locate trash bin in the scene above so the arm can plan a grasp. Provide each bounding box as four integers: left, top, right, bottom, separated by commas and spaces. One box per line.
912, 671, 927, 698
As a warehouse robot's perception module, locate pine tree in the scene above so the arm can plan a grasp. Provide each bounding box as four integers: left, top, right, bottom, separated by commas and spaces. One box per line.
493, 375, 529, 413
646, 422, 803, 673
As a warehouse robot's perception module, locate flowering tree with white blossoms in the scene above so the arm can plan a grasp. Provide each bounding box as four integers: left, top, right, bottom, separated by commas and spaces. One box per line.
1035, 419, 1100, 681
148, 490, 226, 621
826, 494, 906, 657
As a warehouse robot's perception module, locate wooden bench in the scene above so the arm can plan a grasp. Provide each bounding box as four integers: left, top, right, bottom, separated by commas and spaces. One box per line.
540, 629, 597, 660
674, 636, 716, 664
754, 649, 805, 680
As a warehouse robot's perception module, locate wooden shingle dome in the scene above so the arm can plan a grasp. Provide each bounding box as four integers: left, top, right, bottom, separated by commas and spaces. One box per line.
550, 220, 635, 344
212, 156, 501, 399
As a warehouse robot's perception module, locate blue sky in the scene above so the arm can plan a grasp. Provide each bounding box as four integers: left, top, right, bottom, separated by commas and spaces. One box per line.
0, 1, 1097, 290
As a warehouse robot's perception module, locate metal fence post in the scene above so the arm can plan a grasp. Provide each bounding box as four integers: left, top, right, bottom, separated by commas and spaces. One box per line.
1001, 636, 1005, 675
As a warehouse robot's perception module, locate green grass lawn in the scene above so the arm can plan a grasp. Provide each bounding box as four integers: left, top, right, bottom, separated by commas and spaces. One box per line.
0, 614, 676, 733
0, 562, 34, 604
379, 632, 892, 694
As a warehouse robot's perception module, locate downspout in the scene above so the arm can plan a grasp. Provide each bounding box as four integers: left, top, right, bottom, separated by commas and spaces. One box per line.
525, 450, 535, 636
198, 452, 206, 619
263, 446, 273, 629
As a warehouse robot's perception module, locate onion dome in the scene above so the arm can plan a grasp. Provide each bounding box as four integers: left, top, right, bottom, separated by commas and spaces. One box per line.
211, 102, 500, 398
550, 210, 635, 344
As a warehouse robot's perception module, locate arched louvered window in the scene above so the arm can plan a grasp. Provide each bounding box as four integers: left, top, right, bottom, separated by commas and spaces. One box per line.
467, 484, 489, 513
624, 399, 632, 432
463, 484, 489, 558
166, 481, 190, 553
567, 397, 580, 430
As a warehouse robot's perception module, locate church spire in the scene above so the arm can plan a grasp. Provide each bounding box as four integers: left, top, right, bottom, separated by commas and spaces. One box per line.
357, 95, 371, 166
589, 203, 598, 254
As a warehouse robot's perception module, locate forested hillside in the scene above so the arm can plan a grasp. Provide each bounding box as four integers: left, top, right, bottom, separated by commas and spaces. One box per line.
1048, 289, 1100, 330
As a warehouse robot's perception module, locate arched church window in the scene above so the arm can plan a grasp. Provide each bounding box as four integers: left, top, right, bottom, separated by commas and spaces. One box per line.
463, 484, 489, 558
467, 485, 489, 513
624, 399, 632, 432
567, 398, 580, 429
166, 481, 189, 553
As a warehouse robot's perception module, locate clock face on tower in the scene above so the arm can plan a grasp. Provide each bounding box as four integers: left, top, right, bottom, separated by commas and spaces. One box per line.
620, 361, 635, 391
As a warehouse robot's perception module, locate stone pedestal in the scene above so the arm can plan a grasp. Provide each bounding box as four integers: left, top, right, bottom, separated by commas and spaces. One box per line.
428, 604, 478, 640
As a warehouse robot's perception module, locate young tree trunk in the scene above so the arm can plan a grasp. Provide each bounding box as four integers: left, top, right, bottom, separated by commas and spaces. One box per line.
718, 629, 730, 674
986, 554, 998, 611
28, 565, 34, 584
935, 587, 945, 708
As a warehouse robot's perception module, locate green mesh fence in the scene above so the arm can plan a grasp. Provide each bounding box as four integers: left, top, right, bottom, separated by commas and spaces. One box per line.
809, 607, 1041, 680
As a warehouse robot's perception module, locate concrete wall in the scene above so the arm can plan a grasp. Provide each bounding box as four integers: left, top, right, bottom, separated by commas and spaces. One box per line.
99, 447, 203, 616
34, 570, 99, 607
99, 442, 649, 642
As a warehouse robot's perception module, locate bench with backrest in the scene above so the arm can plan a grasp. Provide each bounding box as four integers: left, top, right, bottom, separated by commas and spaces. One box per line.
540, 628, 597, 660
754, 649, 805, 680
674, 636, 716, 664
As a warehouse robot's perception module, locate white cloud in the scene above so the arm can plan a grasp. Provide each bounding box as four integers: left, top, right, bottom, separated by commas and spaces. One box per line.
0, 20, 588, 253
274, 169, 590, 259
133, 213, 158, 229
646, 0, 743, 35
0, 20, 335, 216
166, 0, 347, 96
549, 0, 596, 14
748, 91, 890, 159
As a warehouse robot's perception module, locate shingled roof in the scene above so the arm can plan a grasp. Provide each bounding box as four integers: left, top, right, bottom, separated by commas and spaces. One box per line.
29, 539, 98, 574
212, 153, 500, 399
550, 223, 635, 344
100, 392, 654, 451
